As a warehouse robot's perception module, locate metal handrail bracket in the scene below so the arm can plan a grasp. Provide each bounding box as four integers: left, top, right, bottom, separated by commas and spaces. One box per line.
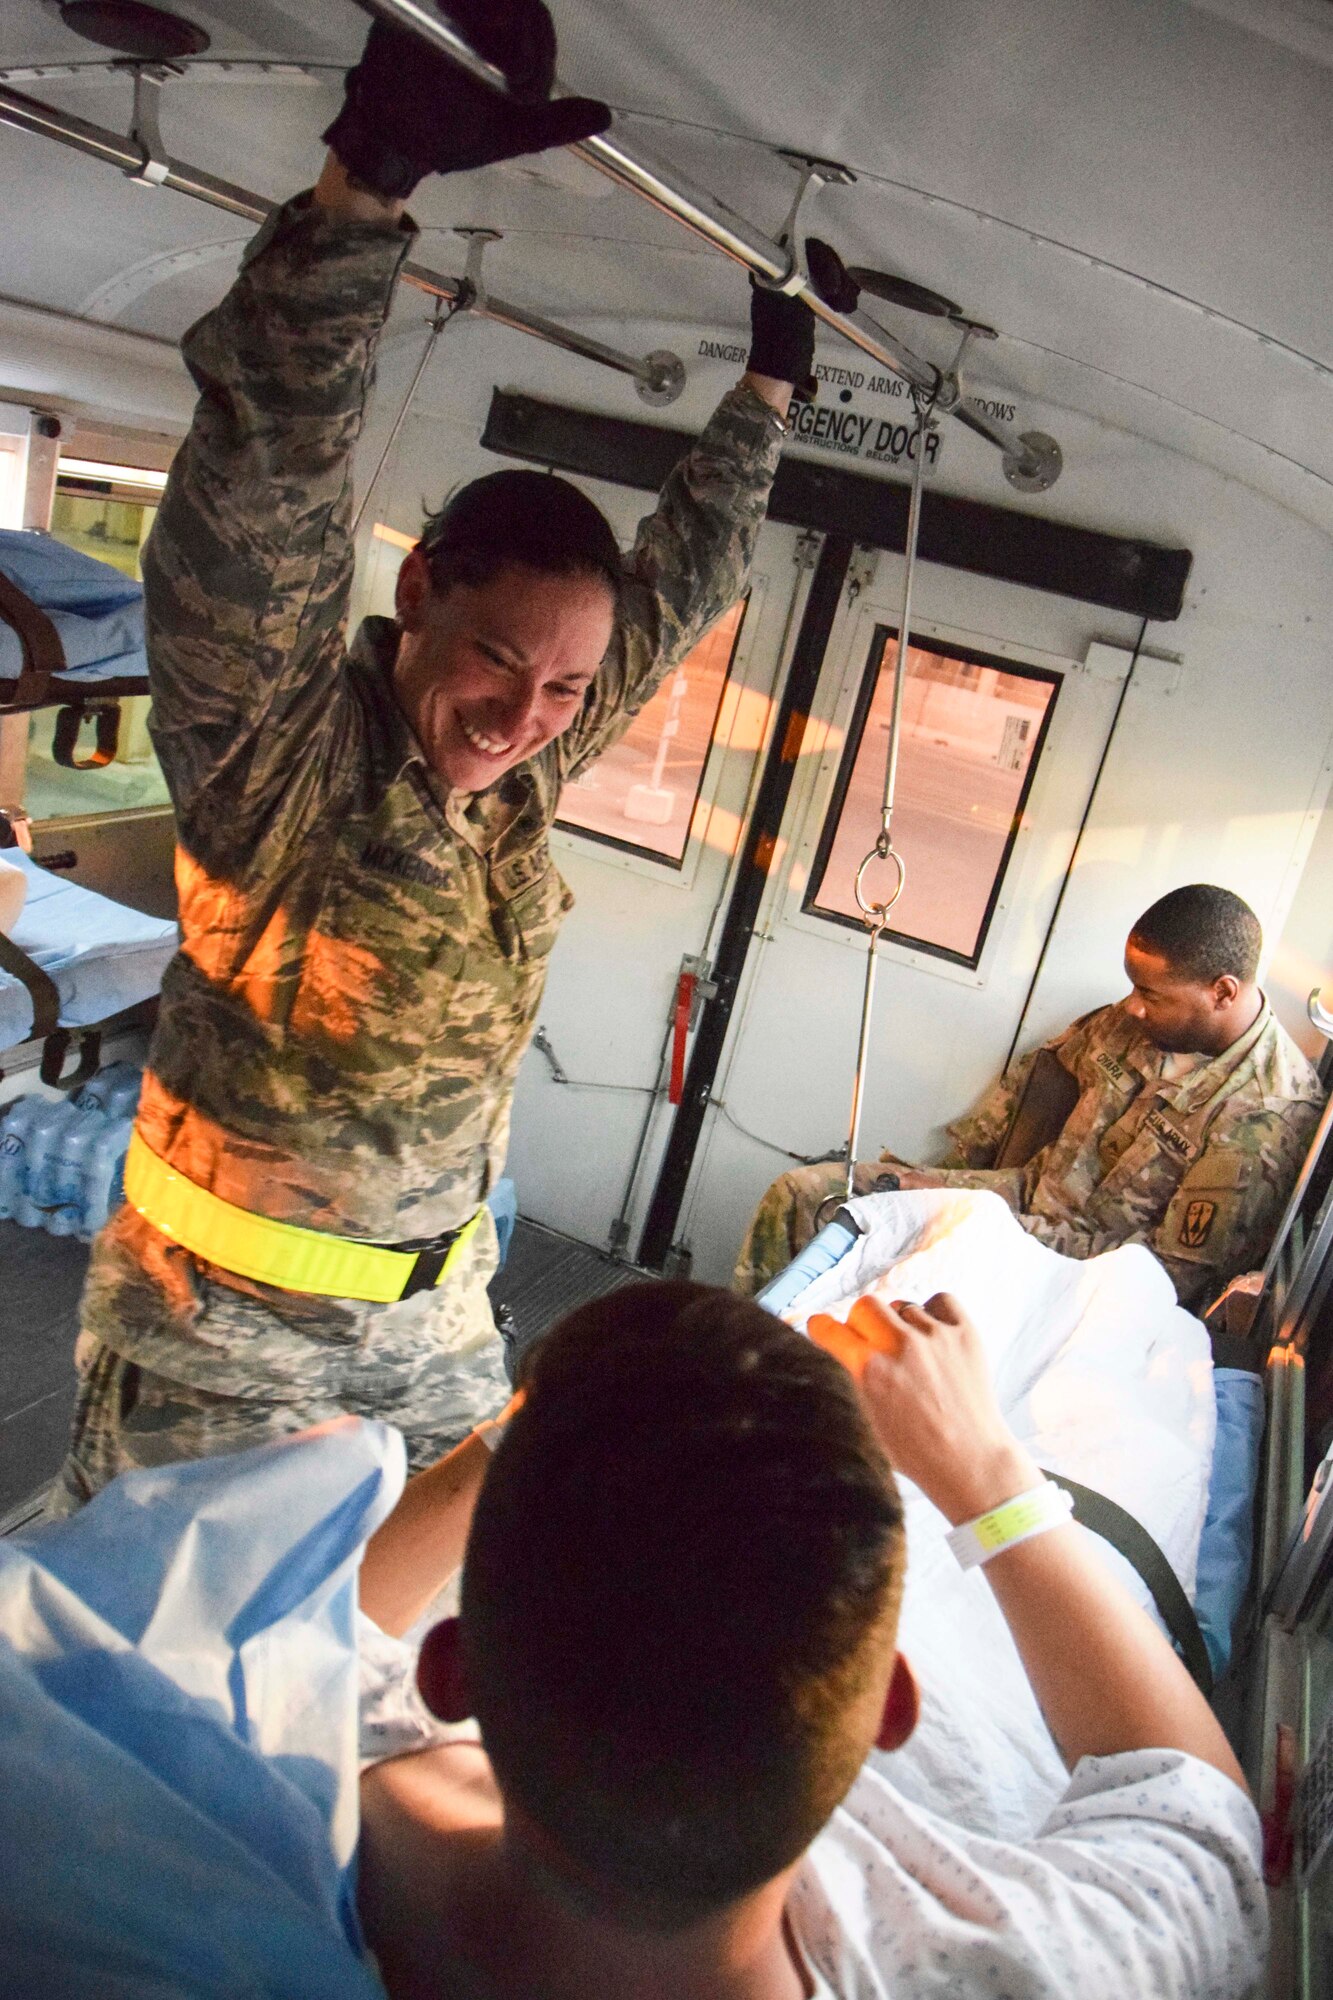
357, 0, 1062, 490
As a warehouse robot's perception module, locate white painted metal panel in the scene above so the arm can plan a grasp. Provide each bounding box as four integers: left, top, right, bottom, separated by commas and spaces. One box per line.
668, 565, 1137, 1284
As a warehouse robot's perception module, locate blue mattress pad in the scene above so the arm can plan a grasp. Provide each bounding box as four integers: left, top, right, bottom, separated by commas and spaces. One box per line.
0, 528, 149, 693
1, 849, 177, 1048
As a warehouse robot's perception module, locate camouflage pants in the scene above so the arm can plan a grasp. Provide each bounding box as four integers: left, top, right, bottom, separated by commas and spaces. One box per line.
732, 1155, 1030, 1296
732, 1157, 918, 1297
48, 1205, 510, 1518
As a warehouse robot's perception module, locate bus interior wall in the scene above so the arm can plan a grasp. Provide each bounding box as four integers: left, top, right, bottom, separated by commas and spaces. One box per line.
0, 3, 1331, 1270
2, 0, 1333, 1985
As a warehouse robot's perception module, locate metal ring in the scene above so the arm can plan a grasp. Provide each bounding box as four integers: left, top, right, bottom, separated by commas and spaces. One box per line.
854, 845, 906, 924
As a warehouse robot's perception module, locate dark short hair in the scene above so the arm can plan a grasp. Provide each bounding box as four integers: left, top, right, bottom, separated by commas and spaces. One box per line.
461, 1281, 905, 1927
417, 468, 622, 601
1131, 883, 1262, 985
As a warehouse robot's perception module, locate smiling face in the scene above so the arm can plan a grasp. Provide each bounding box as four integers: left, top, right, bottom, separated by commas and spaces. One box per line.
1122, 938, 1242, 1055
392, 552, 616, 794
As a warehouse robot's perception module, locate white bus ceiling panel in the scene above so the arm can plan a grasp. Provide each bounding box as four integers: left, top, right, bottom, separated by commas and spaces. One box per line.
0, 0, 1327, 516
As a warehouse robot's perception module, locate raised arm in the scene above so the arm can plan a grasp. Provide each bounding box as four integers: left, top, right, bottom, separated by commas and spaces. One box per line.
557, 288, 814, 777
142, 168, 411, 876
145, 0, 608, 879
359, 1392, 522, 1637
814, 1291, 1245, 1786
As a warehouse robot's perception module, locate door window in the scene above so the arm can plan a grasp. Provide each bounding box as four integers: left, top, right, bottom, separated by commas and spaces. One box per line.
556, 599, 747, 867
807, 628, 1059, 966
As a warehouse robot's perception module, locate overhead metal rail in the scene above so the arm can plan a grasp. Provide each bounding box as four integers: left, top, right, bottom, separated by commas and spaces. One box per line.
0, 78, 685, 406
359, 0, 1062, 492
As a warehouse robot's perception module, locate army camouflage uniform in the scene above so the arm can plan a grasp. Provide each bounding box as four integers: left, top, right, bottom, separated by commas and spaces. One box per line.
50, 192, 782, 1515
734, 999, 1324, 1311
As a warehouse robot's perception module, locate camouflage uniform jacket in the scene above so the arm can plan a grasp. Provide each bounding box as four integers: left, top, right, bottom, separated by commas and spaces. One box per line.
938, 999, 1324, 1307
86, 194, 781, 1352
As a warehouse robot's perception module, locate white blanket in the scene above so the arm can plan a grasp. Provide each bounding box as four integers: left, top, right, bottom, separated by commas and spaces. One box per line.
785, 1188, 1216, 1840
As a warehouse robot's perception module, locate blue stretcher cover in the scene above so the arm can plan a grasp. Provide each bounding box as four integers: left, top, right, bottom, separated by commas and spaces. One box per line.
0, 529, 149, 692
0, 1420, 402, 1999
759, 1214, 1266, 1680
0, 849, 178, 1049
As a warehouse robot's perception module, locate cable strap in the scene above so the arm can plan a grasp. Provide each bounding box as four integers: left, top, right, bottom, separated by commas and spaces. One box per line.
1043, 1469, 1214, 1694
0, 929, 61, 1041
0, 566, 65, 710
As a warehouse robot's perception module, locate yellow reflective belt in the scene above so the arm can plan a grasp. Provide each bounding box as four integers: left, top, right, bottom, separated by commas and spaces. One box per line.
123, 1129, 482, 1304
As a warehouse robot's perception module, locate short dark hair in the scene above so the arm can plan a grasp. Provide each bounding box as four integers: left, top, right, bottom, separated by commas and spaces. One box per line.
417, 468, 622, 601
1130, 883, 1262, 984
461, 1281, 905, 1927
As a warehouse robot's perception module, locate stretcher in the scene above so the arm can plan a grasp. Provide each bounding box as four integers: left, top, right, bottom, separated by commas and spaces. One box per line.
758, 1187, 1265, 1833
0, 528, 150, 779
0, 528, 148, 703
0, 846, 177, 1078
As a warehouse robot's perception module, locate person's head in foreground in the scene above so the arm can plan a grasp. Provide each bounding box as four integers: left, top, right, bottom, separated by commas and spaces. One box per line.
422, 1280, 915, 1932
391, 469, 622, 794
1124, 883, 1262, 1056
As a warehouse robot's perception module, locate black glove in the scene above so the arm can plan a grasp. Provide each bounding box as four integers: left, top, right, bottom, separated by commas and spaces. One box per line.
805, 237, 861, 315
323, 0, 611, 200
746, 279, 816, 397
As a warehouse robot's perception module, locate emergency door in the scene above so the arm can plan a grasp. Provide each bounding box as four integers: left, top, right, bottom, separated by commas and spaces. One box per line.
662, 560, 1142, 1286
503, 522, 815, 1251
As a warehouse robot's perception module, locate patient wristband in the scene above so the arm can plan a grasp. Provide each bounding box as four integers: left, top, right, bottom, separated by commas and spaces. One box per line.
946, 1481, 1074, 1570
473, 1389, 525, 1454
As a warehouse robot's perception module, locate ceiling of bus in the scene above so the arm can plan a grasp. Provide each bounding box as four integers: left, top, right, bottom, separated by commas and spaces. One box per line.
1, 0, 1330, 522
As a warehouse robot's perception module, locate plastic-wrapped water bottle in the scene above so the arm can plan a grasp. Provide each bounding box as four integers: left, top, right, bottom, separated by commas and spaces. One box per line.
0, 1095, 48, 1223
80, 1113, 134, 1241
76, 1062, 143, 1121
14, 1096, 81, 1230
45, 1099, 107, 1237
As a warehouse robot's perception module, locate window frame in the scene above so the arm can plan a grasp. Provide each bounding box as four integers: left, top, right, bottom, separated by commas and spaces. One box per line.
802, 621, 1062, 971
553, 588, 753, 877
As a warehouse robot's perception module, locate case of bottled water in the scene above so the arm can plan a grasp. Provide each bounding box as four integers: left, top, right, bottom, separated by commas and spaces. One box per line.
0, 1064, 142, 1239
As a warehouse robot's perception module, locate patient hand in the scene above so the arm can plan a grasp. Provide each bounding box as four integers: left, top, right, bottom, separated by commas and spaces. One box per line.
812, 1292, 1040, 1525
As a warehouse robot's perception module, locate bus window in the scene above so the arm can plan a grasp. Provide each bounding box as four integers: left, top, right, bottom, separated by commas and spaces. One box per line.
556, 597, 747, 867
806, 630, 1059, 967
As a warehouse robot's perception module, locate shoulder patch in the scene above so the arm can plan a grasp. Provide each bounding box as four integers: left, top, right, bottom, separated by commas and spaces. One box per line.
1178, 1198, 1218, 1249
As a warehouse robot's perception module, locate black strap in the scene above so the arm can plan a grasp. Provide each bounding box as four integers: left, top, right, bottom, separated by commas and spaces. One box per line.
40, 1027, 102, 1091
0, 566, 64, 710
398, 1225, 463, 1300
1042, 1469, 1214, 1694
0, 929, 61, 1042
52, 701, 121, 769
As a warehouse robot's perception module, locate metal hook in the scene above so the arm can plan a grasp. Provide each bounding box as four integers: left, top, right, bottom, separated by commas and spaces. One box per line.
761, 150, 856, 295
454, 225, 501, 309
854, 844, 907, 927
122, 61, 179, 186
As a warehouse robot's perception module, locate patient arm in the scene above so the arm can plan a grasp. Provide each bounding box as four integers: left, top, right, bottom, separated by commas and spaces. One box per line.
360, 1432, 494, 1637
828, 1293, 1247, 1791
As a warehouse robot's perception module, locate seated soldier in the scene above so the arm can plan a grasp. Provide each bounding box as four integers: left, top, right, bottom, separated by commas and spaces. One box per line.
736, 882, 1324, 1308
354, 1282, 1263, 1998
